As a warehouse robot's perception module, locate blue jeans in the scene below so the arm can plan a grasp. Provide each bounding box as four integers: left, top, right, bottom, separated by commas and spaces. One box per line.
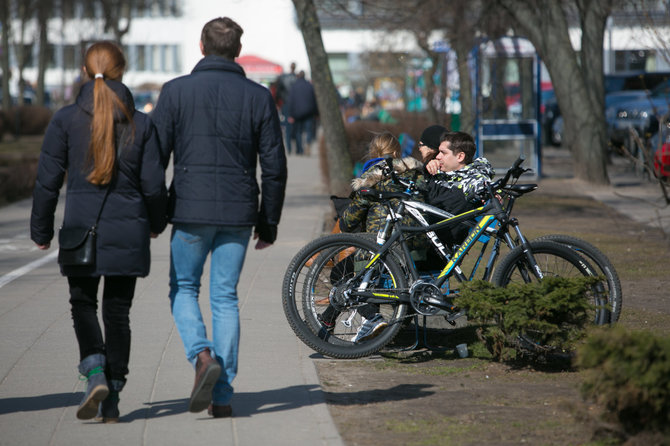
169, 223, 251, 405
292, 118, 306, 155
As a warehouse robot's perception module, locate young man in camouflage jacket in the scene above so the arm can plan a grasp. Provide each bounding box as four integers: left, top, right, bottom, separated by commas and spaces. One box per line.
424, 131, 494, 247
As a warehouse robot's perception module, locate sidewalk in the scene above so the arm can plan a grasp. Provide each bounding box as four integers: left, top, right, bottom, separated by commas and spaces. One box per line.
0, 149, 343, 445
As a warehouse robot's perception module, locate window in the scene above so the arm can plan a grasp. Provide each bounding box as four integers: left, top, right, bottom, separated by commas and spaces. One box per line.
137, 45, 146, 71
172, 45, 181, 72
164, 45, 173, 72
46, 44, 57, 69
615, 50, 649, 72
63, 44, 77, 70
152, 45, 162, 71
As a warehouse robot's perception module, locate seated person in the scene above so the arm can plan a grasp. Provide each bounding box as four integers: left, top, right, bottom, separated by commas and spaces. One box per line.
323, 132, 426, 343
424, 131, 495, 249
416, 124, 447, 173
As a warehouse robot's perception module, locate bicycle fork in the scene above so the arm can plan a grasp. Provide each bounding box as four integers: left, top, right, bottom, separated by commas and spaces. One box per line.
504, 218, 544, 281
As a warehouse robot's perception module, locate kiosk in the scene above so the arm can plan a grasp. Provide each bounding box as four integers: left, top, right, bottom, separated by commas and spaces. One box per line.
474, 37, 543, 177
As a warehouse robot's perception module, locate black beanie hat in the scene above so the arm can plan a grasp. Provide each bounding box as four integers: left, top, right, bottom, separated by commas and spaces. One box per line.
420, 125, 448, 151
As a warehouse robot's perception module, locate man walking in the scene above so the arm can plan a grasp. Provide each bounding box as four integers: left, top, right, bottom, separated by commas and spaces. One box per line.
152, 17, 287, 418
275, 62, 297, 153
286, 71, 318, 156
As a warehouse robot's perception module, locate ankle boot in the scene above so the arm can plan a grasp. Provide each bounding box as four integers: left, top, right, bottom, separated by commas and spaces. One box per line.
96, 379, 125, 423
76, 353, 109, 420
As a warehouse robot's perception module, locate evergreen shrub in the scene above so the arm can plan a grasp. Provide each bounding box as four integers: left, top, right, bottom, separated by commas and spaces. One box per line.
455, 276, 600, 362
576, 326, 670, 434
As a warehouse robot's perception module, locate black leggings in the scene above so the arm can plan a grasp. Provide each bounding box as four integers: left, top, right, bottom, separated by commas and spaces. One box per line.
67, 276, 137, 382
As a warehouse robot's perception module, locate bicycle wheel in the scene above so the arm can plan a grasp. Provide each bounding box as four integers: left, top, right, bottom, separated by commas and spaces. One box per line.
492, 240, 609, 358
534, 234, 622, 323
283, 233, 408, 359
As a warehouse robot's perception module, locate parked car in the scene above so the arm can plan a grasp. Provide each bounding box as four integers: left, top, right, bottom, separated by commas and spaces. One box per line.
608, 78, 670, 150
542, 71, 670, 147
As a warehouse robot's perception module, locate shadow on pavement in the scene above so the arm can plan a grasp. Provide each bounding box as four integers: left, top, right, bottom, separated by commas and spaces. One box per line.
0, 392, 79, 414
122, 398, 189, 421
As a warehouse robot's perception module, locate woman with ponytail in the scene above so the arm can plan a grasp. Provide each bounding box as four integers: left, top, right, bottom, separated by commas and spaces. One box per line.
30, 41, 167, 423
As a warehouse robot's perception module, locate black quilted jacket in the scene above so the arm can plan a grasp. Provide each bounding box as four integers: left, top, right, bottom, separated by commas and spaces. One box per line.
31, 80, 168, 277
151, 56, 287, 243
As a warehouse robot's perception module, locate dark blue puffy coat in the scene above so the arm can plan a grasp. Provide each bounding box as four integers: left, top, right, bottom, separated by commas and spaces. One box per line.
30, 80, 168, 277
286, 77, 317, 121
151, 56, 287, 243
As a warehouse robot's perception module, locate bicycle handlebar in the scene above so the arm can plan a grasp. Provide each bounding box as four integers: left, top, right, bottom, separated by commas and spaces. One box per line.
491, 156, 531, 190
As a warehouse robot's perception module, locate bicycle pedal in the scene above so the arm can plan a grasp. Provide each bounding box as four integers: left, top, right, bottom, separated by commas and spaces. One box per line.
445, 310, 466, 324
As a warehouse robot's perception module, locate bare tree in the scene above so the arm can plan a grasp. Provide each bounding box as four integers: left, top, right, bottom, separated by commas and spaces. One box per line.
1, 0, 12, 110
13, 0, 36, 106
627, 0, 670, 67
35, 0, 50, 106
292, 0, 353, 195
100, 0, 134, 43
497, 0, 612, 185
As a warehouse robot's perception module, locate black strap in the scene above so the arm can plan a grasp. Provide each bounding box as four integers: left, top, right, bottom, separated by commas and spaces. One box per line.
92, 186, 111, 232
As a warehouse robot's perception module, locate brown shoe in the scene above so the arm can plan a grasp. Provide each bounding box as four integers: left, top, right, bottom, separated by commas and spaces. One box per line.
188, 350, 221, 413
207, 403, 232, 418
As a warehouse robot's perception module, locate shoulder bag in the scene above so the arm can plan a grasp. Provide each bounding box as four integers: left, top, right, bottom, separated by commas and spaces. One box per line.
57, 187, 111, 266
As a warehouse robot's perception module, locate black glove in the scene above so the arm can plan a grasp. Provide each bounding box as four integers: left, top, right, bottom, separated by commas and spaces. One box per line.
255, 222, 277, 244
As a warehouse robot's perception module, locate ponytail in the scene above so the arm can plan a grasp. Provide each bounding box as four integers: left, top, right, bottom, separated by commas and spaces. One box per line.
84, 41, 133, 185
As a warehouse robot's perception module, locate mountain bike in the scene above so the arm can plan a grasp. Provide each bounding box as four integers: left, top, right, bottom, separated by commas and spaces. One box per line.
282, 158, 607, 359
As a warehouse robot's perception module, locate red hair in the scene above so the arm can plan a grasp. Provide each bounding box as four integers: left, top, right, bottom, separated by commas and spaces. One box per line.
83, 41, 133, 185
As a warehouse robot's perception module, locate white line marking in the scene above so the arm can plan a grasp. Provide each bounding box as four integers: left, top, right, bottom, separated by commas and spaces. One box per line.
0, 251, 58, 289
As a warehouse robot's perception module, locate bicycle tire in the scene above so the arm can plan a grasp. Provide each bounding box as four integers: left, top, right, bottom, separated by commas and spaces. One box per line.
282, 233, 408, 359
534, 234, 622, 323
492, 240, 609, 358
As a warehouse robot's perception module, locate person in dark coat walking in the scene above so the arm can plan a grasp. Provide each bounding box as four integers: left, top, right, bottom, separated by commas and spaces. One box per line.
151, 17, 287, 419
286, 71, 318, 155
30, 41, 168, 422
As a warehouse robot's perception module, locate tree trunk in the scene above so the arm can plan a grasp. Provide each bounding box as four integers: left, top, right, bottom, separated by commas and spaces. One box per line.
498, 0, 611, 185
1, 0, 12, 111
453, 40, 474, 135
415, 32, 441, 124
36, 0, 49, 106
448, 1, 478, 135
14, 0, 28, 106
101, 0, 132, 43
292, 0, 353, 196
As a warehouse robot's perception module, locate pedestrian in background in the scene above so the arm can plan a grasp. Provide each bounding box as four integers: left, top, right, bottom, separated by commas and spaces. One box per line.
286, 71, 318, 155
30, 41, 168, 422
275, 62, 297, 153
151, 17, 287, 419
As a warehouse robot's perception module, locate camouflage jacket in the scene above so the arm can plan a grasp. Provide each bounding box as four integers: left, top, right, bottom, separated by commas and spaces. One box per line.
339, 157, 425, 235
424, 157, 495, 246
425, 157, 495, 210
